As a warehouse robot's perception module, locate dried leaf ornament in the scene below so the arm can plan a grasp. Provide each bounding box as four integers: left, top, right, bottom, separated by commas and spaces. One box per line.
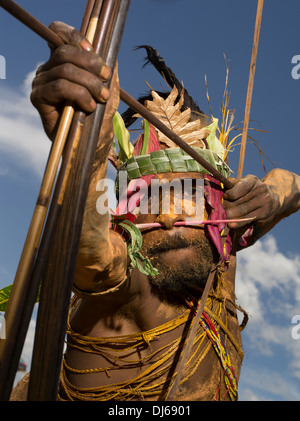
143, 86, 210, 149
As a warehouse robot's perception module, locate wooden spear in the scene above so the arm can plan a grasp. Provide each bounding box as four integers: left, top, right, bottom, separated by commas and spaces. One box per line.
237, 0, 264, 179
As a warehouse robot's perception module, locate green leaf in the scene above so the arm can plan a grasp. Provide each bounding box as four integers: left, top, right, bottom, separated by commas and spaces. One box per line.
121, 220, 143, 250
113, 112, 134, 163
136, 252, 159, 277
117, 220, 159, 277
205, 118, 225, 160
0, 285, 13, 312
0, 283, 41, 312
141, 119, 150, 155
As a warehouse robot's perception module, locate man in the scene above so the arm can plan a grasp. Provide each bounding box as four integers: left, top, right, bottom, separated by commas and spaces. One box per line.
14, 22, 300, 401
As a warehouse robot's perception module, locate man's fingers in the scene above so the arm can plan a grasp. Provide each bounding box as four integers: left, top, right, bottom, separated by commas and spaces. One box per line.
224, 184, 276, 229
40, 45, 110, 82
30, 21, 115, 140
33, 63, 110, 105
224, 196, 260, 229
223, 175, 258, 202
31, 44, 112, 122
49, 21, 92, 50
31, 80, 97, 114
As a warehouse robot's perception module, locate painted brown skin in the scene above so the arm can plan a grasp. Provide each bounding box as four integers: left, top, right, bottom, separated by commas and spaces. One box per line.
26, 22, 300, 400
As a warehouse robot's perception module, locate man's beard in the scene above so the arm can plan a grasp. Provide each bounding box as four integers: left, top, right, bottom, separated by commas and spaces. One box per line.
140, 231, 219, 304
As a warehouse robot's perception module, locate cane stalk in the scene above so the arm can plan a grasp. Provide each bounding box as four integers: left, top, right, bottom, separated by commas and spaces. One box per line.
27, 0, 130, 400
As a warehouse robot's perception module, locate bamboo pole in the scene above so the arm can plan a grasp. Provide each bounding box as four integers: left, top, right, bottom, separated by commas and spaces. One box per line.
0, 0, 101, 401
27, 0, 130, 400
81, 0, 98, 34
237, 0, 264, 179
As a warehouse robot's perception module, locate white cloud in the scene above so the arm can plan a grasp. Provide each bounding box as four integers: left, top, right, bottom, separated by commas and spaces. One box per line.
236, 235, 300, 324
13, 317, 36, 387
239, 366, 300, 401
0, 70, 55, 388
236, 235, 300, 400
0, 67, 50, 177
239, 387, 268, 401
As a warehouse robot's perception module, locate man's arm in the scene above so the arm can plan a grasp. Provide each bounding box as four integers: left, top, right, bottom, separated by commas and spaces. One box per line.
31, 22, 127, 294
73, 64, 128, 294
223, 169, 300, 246
259, 168, 300, 235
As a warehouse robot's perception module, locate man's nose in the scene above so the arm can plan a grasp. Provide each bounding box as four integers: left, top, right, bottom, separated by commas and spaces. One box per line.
156, 213, 185, 230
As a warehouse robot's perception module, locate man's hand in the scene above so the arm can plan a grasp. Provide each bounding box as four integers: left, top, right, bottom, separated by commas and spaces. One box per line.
30, 21, 112, 140
223, 174, 279, 229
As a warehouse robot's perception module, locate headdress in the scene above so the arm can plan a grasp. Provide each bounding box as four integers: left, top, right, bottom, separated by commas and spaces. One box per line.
109, 46, 234, 276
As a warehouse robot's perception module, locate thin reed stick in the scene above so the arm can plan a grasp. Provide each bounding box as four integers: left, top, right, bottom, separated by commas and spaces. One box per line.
166, 264, 218, 400
135, 217, 255, 230
27, 0, 130, 401
237, 0, 264, 179
80, 0, 97, 33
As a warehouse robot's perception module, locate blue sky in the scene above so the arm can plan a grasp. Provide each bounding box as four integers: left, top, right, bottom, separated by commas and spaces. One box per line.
0, 0, 300, 400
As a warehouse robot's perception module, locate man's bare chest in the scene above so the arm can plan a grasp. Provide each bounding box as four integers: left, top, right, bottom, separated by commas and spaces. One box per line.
59, 295, 243, 401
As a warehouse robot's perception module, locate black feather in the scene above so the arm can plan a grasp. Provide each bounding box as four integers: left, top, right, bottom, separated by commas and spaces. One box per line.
122, 45, 206, 128
134, 45, 180, 88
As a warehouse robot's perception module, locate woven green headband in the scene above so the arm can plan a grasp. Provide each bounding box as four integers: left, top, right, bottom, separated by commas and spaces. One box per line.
116, 147, 231, 189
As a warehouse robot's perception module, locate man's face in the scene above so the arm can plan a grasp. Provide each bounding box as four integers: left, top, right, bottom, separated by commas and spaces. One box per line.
135, 172, 220, 301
